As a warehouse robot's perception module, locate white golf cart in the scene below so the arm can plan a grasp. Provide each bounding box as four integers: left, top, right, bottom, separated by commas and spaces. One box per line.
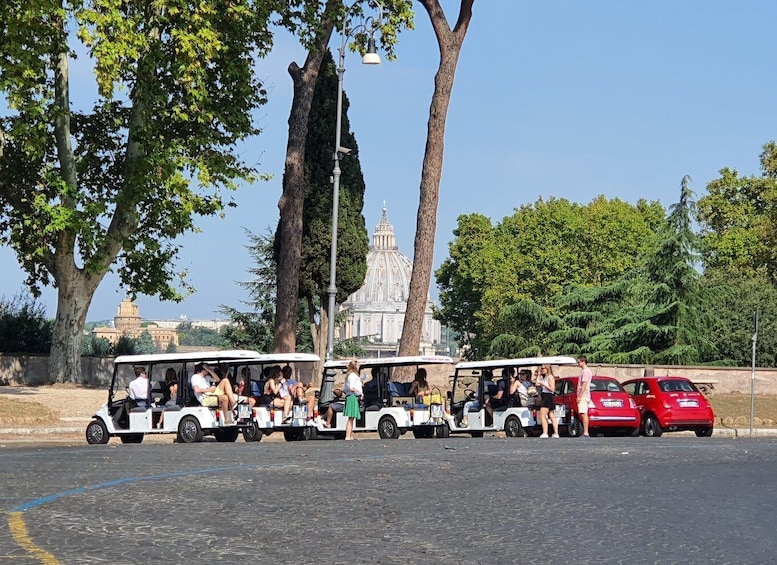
238, 352, 321, 442
312, 355, 454, 440
85, 350, 262, 444
444, 356, 578, 438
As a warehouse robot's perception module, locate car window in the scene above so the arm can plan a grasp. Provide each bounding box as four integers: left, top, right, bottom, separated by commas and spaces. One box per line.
659, 380, 696, 393
622, 382, 637, 395
593, 378, 623, 393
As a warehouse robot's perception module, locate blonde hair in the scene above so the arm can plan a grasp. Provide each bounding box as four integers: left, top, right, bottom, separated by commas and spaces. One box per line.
347, 360, 359, 373
541, 364, 555, 377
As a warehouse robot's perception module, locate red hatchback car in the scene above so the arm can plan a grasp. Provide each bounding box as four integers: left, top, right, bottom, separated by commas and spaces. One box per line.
621, 376, 714, 437
555, 376, 640, 437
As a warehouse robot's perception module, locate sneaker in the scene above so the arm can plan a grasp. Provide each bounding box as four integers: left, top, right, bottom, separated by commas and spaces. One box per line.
460, 420, 468, 427
582, 434, 590, 438
282, 415, 292, 424
322, 422, 331, 428
539, 433, 549, 438
552, 434, 560, 438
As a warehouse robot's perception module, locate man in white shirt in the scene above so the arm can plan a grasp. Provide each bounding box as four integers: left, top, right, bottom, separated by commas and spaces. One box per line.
190, 363, 237, 424
128, 366, 149, 408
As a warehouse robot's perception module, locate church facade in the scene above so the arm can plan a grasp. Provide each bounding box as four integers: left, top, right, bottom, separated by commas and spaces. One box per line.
339, 206, 442, 356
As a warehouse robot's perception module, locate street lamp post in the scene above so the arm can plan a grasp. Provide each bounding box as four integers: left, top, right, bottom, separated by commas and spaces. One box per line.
326, 6, 382, 360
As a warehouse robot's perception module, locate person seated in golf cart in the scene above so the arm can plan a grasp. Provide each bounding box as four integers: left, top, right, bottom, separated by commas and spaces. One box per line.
261, 365, 293, 423
485, 367, 522, 416
322, 383, 346, 428
190, 363, 238, 424
408, 368, 431, 404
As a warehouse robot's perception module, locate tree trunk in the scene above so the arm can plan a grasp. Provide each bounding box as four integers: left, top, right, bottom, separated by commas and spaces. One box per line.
48, 260, 103, 384
274, 5, 337, 353
308, 296, 326, 384
398, 0, 474, 357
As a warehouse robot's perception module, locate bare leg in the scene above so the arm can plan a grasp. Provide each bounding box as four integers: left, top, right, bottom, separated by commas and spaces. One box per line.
345, 417, 354, 440
540, 408, 549, 435
581, 412, 590, 436
215, 380, 237, 408
550, 411, 559, 435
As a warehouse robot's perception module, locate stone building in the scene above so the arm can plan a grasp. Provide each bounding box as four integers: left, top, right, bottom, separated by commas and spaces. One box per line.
91, 299, 179, 352
339, 206, 442, 356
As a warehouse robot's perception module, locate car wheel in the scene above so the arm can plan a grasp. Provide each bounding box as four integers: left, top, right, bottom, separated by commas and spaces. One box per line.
695, 426, 713, 437
214, 428, 239, 442
436, 424, 450, 439
242, 422, 262, 442
120, 433, 144, 444
630, 427, 640, 437
504, 415, 526, 438
567, 415, 582, 437
85, 419, 110, 445
283, 429, 301, 442
378, 416, 400, 439
301, 425, 317, 441
642, 414, 663, 437
178, 415, 204, 443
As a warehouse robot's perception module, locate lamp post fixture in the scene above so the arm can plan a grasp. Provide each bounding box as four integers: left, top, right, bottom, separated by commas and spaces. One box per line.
326, 4, 382, 360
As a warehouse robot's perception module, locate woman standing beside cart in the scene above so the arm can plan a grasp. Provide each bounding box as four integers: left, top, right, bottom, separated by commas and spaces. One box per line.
343, 360, 363, 440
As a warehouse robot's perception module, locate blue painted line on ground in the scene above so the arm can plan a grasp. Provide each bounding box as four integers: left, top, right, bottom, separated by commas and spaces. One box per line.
9, 453, 393, 513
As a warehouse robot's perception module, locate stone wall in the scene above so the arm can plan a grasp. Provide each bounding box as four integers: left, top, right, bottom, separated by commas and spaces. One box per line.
1, 354, 774, 395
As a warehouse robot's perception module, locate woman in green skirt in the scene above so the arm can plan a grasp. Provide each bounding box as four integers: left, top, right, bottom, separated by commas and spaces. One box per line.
343, 360, 363, 440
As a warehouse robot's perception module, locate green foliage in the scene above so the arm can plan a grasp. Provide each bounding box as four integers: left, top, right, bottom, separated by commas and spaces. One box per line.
543, 178, 717, 365
0, 0, 276, 297
697, 142, 777, 278
295, 49, 369, 311
0, 294, 53, 354
176, 323, 226, 348
699, 269, 777, 367
134, 330, 156, 354
436, 198, 662, 359
82, 336, 113, 357
114, 335, 137, 356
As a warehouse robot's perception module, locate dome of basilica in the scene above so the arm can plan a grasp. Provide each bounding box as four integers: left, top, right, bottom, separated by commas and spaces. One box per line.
340, 205, 440, 352
347, 206, 413, 304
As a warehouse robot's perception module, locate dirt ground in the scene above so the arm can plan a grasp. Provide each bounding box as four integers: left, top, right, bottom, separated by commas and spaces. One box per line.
1, 385, 776, 439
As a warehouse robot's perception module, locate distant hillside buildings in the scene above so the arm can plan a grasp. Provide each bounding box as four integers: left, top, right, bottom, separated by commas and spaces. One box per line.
91, 299, 229, 352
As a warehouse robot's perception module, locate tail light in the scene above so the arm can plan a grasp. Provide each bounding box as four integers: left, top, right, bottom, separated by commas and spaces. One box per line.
629, 398, 637, 409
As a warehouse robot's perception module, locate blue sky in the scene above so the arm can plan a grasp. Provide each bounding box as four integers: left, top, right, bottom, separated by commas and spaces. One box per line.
2, 1, 776, 322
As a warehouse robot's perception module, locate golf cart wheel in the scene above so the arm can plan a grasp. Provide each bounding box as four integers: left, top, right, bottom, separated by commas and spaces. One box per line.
178, 415, 204, 443
85, 419, 110, 445
504, 415, 527, 438
242, 422, 263, 442
378, 416, 400, 439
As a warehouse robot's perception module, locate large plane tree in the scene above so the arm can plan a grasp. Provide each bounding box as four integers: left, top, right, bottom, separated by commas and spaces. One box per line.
0, 0, 277, 382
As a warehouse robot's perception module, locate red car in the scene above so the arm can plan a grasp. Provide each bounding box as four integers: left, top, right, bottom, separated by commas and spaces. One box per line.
621, 376, 714, 437
555, 376, 640, 437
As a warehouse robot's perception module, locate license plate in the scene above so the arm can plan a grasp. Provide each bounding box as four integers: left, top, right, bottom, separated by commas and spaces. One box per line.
293, 405, 308, 418
679, 399, 699, 407
430, 404, 444, 418
555, 406, 566, 417
601, 400, 623, 408
237, 404, 252, 419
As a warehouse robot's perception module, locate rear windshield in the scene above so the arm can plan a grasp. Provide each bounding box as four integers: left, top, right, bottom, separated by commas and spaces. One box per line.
591, 378, 624, 393
659, 380, 697, 393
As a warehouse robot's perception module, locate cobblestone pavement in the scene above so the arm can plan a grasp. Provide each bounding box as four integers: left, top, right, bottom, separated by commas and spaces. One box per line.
1, 436, 776, 564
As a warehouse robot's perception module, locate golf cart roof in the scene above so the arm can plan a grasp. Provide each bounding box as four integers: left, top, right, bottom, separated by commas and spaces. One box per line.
113, 349, 263, 365
243, 353, 320, 364
455, 356, 578, 370
323, 355, 454, 369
